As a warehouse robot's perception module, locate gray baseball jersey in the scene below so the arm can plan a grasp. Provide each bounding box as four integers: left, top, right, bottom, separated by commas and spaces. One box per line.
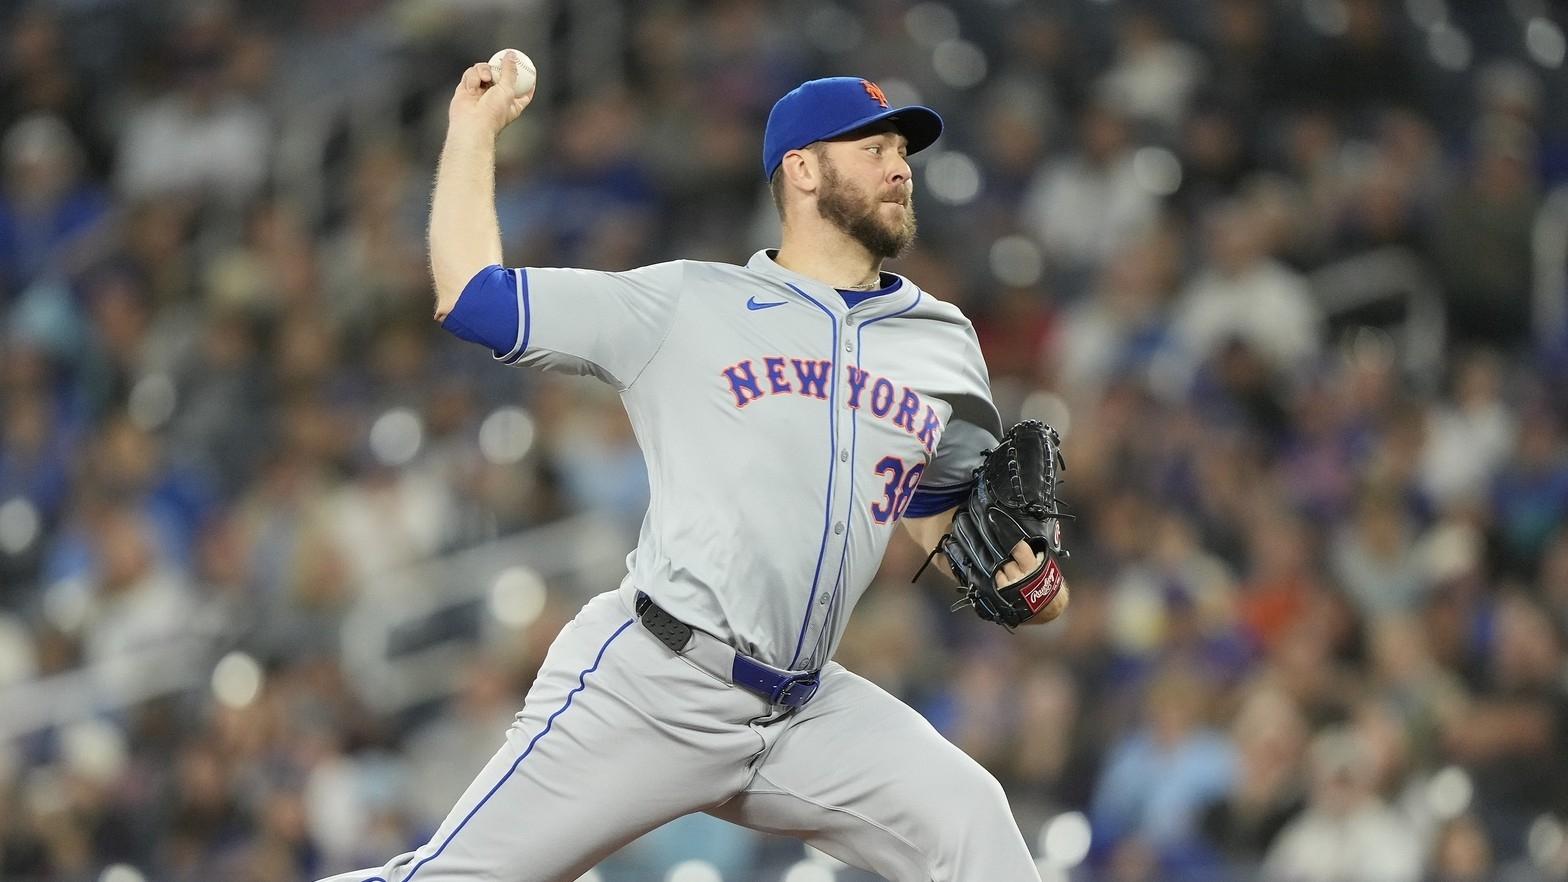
318, 250, 1041, 882
502, 249, 1002, 671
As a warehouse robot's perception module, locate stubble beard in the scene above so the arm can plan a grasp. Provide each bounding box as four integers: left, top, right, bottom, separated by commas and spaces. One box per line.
815, 153, 917, 260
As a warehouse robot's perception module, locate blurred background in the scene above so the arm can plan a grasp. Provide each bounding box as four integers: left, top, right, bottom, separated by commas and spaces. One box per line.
1, 0, 1567, 880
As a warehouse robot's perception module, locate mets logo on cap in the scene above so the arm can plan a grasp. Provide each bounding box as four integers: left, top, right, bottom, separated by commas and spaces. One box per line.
861, 79, 889, 108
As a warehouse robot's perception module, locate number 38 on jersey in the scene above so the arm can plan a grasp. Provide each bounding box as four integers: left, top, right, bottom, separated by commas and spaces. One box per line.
871, 455, 925, 524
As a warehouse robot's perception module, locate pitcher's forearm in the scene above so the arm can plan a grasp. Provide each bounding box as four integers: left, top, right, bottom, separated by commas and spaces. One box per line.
429, 127, 503, 321
430, 55, 533, 319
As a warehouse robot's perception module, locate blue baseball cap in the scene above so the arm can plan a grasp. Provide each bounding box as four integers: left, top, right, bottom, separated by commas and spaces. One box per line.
763, 77, 943, 180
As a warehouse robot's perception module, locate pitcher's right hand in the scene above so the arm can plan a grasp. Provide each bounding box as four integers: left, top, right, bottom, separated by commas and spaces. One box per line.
448, 55, 533, 138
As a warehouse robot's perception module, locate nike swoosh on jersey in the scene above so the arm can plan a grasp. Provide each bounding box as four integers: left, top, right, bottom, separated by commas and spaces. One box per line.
746, 296, 788, 311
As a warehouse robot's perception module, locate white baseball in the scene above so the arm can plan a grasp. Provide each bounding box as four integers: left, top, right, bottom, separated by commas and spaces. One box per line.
488, 49, 537, 99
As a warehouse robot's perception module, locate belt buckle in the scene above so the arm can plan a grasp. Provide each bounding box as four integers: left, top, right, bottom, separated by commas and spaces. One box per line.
772, 673, 820, 708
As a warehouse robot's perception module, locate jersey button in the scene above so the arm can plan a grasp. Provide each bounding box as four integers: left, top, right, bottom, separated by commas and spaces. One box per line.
844, 316, 855, 326
834, 521, 844, 535
818, 594, 829, 606
844, 341, 854, 353
840, 449, 849, 462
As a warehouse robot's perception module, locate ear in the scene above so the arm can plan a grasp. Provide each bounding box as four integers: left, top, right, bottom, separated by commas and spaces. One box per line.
780, 148, 819, 198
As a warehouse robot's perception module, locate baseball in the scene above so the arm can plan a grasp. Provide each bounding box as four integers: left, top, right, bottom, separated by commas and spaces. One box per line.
488, 49, 537, 99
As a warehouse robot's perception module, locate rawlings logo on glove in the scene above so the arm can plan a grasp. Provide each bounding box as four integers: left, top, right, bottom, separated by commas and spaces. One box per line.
1019, 556, 1065, 614
916, 420, 1071, 629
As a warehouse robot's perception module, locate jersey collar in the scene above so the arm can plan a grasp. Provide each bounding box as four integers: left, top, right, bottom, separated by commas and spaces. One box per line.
748, 249, 918, 317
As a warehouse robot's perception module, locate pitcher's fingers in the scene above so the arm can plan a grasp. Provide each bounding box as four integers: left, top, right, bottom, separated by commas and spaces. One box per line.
460, 63, 491, 94
1010, 540, 1037, 570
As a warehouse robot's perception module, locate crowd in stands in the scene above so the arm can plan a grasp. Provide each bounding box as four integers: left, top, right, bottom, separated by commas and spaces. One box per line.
1, 1, 1566, 880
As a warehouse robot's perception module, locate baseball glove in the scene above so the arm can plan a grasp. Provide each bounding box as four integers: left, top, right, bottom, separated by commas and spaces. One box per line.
918, 420, 1070, 629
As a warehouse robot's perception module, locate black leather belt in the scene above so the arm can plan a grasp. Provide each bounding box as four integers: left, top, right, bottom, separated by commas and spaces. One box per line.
635, 592, 821, 709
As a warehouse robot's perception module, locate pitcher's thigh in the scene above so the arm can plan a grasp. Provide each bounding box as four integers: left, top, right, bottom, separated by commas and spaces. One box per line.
711, 666, 1039, 882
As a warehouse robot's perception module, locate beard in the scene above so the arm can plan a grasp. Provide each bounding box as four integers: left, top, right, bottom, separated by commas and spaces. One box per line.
815, 153, 917, 259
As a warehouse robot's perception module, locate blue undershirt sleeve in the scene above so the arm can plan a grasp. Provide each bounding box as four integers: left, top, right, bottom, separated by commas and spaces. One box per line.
905, 482, 973, 518
440, 265, 522, 357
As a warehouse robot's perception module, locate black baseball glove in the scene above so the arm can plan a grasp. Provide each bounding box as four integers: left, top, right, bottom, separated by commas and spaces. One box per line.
918, 420, 1070, 629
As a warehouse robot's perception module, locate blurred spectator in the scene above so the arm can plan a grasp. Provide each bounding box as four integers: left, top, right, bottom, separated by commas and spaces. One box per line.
74, 414, 217, 568
203, 198, 319, 319
1198, 686, 1308, 871
1367, 616, 1467, 771
320, 146, 426, 329
1426, 814, 1494, 882
164, 741, 249, 874
164, 307, 271, 496
1237, 509, 1327, 653
1023, 99, 1159, 290
1171, 103, 1256, 221
1097, 8, 1204, 134
1262, 726, 1423, 882
1333, 152, 1423, 258
1351, 697, 1420, 816
1090, 663, 1235, 864
1007, 660, 1098, 809
1430, 120, 1542, 349
498, 92, 658, 269
72, 502, 198, 665
1473, 59, 1565, 182
0, 3, 1564, 880
0, 387, 73, 540
971, 81, 1056, 217
0, 114, 111, 301
1201, 0, 1289, 119
115, 8, 271, 210
1053, 225, 1181, 397
0, 7, 106, 173
1301, 0, 1424, 126
971, 283, 1057, 384
1443, 595, 1568, 858
1418, 350, 1517, 510
1329, 487, 1426, 617
1490, 408, 1568, 578
113, 198, 199, 307
1104, 507, 1244, 672
1541, 529, 1568, 636
1168, 200, 1323, 390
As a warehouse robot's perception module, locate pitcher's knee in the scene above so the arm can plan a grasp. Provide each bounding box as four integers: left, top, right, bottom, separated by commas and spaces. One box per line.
910, 755, 1014, 839
957, 764, 1013, 825
913, 761, 1040, 880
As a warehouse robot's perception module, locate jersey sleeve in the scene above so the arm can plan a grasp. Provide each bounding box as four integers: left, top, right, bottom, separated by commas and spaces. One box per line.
904, 323, 1003, 519
442, 260, 684, 389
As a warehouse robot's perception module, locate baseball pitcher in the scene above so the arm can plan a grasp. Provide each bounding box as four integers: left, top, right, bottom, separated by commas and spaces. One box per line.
318, 56, 1070, 882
